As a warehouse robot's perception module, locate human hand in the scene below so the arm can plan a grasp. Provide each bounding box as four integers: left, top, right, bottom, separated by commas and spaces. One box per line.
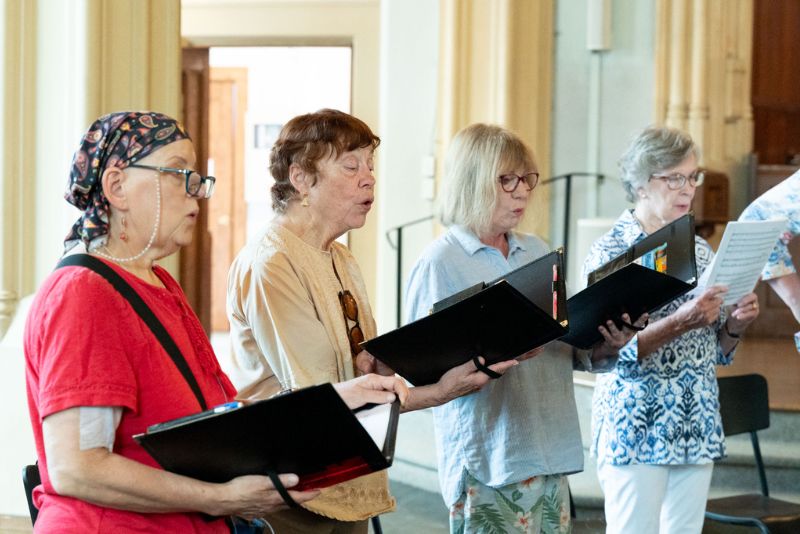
674, 285, 727, 332
725, 292, 759, 336
333, 373, 410, 409
354, 350, 395, 376
213, 474, 319, 519
596, 312, 649, 353
434, 357, 518, 404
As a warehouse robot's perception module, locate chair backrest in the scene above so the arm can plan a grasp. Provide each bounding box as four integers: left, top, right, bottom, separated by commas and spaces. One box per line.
22, 463, 40, 526
717, 374, 770, 436
717, 374, 771, 496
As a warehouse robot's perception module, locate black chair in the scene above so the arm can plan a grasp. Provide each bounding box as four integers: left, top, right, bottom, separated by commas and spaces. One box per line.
22, 463, 40, 526
705, 374, 800, 534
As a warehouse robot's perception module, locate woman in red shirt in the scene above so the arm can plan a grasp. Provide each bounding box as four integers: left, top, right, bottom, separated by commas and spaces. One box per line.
24, 111, 406, 533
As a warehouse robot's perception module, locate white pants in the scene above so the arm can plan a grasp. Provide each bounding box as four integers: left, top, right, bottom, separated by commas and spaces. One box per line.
597, 462, 714, 534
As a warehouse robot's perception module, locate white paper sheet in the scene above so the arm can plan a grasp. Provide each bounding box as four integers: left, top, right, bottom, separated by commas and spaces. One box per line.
355, 403, 392, 449
696, 219, 788, 305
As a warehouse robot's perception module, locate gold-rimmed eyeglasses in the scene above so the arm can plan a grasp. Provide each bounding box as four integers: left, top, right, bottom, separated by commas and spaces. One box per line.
129, 164, 216, 199
649, 170, 705, 190
498, 172, 539, 193
338, 289, 365, 357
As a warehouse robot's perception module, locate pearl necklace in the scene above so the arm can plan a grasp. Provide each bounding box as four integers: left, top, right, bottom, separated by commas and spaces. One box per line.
93, 174, 161, 263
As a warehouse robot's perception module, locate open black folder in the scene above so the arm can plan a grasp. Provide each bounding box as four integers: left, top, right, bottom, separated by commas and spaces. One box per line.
134, 384, 399, 502
560, 213, 698, 349
363, 250, 568, 386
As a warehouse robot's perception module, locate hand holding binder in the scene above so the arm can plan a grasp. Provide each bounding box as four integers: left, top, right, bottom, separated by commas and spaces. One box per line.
134, 384, 400, 506
364, 250, 568, 386
562, 214, 698, 349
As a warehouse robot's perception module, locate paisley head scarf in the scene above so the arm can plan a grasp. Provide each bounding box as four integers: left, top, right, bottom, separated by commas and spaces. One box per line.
63, 111, 191, 253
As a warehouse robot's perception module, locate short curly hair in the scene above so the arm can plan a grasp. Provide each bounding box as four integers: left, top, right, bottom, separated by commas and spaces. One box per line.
269, 109, 380, 213
618, 126, 698, 203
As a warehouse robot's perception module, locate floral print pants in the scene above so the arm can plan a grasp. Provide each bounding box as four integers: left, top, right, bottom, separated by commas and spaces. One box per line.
449, 472, 571, 534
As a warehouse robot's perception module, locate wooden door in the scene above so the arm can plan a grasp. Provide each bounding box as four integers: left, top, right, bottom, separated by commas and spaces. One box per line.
180, 48, 212, 333
752, 1, 800, 165
208, 68, 248, 332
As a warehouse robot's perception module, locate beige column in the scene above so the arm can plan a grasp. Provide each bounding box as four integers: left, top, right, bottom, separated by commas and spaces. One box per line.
655, 0, 754, 213
664, 0, 690, 129
437, 0, 554, 237
0, 0, 182, 337
687, 0, 709, 150
86, 0, 181, 119
1, 0, 37, 335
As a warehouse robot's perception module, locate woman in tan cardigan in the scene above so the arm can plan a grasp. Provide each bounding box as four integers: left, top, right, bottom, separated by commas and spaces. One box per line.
226, 109, 516, 533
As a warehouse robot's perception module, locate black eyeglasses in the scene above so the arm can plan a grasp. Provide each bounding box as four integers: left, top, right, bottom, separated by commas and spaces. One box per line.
338, 290, 365, 357
498, 172, 539, 193
649, 170, 705, 190
129, 164, 216, 199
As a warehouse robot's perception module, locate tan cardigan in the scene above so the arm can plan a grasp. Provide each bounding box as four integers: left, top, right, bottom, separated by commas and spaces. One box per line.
225, 223, 394, 521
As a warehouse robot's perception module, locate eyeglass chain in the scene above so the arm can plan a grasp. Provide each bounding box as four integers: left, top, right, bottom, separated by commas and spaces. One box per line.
93, 174, 161, 263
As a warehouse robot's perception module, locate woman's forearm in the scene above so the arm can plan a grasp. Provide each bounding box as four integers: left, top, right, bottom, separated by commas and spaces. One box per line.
49, 447, 224, 515
635, 315, 686, 359
43, 408, 224, 515
401, 383, 446, 412
768, 274, 800, 323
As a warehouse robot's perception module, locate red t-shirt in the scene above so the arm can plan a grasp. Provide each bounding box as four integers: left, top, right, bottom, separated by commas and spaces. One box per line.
25, 258, 237, 533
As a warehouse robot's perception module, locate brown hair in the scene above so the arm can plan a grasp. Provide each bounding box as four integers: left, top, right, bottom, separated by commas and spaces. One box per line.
269, 109, 380, 213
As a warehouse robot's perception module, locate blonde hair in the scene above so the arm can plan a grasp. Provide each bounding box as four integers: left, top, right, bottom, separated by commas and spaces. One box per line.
438, 123, 536, 235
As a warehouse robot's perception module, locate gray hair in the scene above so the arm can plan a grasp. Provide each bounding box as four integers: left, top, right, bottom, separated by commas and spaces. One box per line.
618, 126, 699, 203
438, 123, 535, 234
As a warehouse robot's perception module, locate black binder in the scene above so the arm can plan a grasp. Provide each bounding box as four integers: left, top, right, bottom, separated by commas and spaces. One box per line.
561, 213, 698, 349
134, 384, 399, 494
363, 250, 568, 386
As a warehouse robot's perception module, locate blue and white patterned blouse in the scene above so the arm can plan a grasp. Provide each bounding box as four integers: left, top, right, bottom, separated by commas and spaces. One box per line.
583, 210, 734, 466
739, 169, 800, 280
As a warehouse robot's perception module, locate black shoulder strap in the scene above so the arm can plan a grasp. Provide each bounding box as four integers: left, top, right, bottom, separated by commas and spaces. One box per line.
57, 254, 208, 411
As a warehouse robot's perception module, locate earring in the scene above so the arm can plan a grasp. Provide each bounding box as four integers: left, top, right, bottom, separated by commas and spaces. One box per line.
119, 216, 128, 242
301, 194, 309, 207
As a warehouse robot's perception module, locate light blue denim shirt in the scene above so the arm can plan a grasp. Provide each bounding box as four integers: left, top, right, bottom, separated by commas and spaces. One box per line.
582, 210, 733, 466
405, 225, 586, 506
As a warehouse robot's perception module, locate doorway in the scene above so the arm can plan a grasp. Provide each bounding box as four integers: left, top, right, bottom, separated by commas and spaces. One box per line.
192, 46, 353, 337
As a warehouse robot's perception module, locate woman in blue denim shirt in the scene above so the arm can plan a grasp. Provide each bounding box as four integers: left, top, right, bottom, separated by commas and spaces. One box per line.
583, 126, 760, 534
406, 124, 644, 534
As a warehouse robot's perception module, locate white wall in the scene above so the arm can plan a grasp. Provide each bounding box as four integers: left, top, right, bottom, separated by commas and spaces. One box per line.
209, 47, 352, 242
35, 0, 88, 284
550, 0, 656, 285
375, 0, 439, 332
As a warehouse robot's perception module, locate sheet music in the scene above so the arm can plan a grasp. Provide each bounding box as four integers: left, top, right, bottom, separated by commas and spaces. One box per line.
697, 219, 787, 305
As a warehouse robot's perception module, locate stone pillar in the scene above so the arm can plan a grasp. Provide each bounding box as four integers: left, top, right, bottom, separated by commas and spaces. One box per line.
655, 0, 754, 212
437, 0, 555, 237
1, 0, 37, 336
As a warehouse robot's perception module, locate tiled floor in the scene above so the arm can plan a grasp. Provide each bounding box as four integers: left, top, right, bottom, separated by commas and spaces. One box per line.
377, 480, 449, 533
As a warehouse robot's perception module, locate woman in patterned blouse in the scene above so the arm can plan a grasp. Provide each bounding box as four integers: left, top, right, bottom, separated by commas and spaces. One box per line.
583, 126, 760, 534
739, 170, 800, 350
